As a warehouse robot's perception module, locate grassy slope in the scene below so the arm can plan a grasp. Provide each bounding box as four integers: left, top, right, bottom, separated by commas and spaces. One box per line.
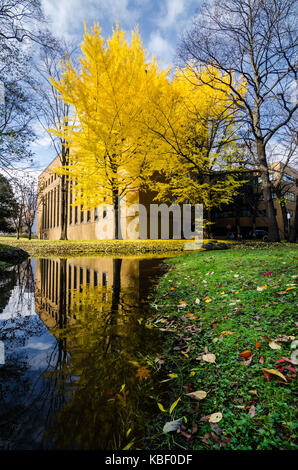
148, 245, 298, 450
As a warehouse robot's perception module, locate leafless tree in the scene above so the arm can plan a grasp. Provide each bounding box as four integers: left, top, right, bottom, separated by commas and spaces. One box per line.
11, 173, 38, 239
179, 0, 297, 241
0, 0, 45, 43
32, 41, 78, 240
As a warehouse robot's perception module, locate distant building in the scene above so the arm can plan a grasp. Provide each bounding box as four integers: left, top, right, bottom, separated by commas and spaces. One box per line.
211, 162, 297, 239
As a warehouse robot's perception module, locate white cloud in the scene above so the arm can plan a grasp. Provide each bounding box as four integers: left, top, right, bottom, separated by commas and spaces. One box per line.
42, 0, 141, 40
148, 30, 175, 68
157, 0, 186, 29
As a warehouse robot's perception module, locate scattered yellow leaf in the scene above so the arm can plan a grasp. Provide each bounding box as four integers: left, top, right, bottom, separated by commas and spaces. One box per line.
257, 285, 268, 291
169, 397, 181, 414
157, 402, 167, 412
204, 296, 212, 303
262, 368, 287, 382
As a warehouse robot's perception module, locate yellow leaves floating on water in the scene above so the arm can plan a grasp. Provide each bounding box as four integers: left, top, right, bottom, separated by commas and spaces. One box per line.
186, 390, 207, 401
136, 366, 151, 380
202, 353, 216, 363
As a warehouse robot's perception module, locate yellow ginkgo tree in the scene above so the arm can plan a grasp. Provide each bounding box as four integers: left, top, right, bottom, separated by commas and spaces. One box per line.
49, 23, 166, 238
142, 63, 247, 231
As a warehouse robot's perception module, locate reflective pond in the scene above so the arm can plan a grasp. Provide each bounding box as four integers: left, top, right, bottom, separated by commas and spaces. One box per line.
0, 256, 169, 450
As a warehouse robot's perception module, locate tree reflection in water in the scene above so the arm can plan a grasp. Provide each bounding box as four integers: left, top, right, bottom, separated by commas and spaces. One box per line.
36, 257, 165, 450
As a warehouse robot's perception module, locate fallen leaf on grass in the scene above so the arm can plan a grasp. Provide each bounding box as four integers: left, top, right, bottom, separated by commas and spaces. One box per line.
157, 402, 167, 412
209, 412, 223, 423
240, 350, 252, 358
262, 368, 287, 382
202, 353, 216, 363
244, 355, 253, 366
178, 301, 188, 308
269, 341, 281, 350
255, 342, 262, 348
249, 404, 256, 418
204, 296, 212, 303
257, 285, 268, 291
186, 390, 207, 401
163, 418, 184, 434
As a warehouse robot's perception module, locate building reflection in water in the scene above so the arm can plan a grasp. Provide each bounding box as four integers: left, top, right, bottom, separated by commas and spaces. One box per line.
33, 257, 164, 450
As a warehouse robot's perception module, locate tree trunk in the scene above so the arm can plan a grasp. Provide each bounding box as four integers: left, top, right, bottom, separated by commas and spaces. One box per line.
28, 228, 32, 240
60, 147, 69, 241
257, 142, 280, 242
289, 197, 298, 243
113, 189, 121, 240
280, 202, 288, 241
60, 173, 68, 240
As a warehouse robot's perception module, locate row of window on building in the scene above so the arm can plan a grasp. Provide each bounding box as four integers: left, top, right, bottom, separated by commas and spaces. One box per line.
255, 172, 296, 184
40, 259, 109, 307
41, 183, 107, 230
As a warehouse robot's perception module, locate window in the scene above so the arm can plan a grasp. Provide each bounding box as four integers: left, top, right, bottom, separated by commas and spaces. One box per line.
94, 207, 99, 221
285, 192, 295, 201
87, 210, 91, 222
86, 268, 90, 284
269, 172, 276, 181
103, 209, 107, 219
80, 205, 84, 223
282, 173, 295, 183
102, 272, 108, 287
94, 270, 98, 287
75, 205, 78, 224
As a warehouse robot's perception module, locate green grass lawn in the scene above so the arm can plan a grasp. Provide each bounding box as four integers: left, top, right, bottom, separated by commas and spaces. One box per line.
147, 244, 298, 450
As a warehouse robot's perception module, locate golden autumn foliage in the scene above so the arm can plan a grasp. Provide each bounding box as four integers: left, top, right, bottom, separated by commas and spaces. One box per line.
49, 24, 247, 229
49, 24, 166, 210
142, 63, 247, 207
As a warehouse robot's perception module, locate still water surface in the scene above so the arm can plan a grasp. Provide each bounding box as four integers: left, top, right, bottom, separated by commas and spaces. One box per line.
0, 256, 169, 450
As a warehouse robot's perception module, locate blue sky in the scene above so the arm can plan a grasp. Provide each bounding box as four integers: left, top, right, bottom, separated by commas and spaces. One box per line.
32, 0, 201, 171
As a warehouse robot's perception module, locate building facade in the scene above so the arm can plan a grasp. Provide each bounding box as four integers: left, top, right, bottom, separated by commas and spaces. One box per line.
37, 157, 297, 240
211, 162, 298, 239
